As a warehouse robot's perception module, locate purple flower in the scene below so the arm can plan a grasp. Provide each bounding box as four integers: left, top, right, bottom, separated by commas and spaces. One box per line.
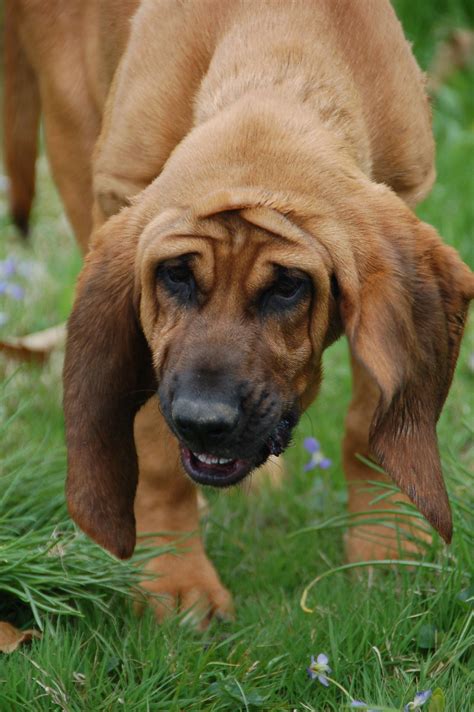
7, 283, 24, 300
351, 702, 375, 712
318, 457, 332, 469
303, 437, 332, 471
0, 256, 31, 306
307, 653, 331, 686
404, 690, 432, 710
304, 437, 320, 454
0, 257, 16, 278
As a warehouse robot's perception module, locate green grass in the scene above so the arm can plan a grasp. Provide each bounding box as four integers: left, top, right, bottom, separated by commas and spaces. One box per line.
0, 2, 473, 710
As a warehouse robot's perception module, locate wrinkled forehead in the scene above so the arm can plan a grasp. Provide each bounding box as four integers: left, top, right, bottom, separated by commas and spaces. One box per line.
138, 206, 331, 284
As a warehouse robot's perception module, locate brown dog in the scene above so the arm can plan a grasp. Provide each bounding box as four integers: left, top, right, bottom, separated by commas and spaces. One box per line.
6, 0, 473, 624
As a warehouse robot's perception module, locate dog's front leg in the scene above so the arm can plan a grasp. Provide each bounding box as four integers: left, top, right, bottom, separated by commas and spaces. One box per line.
133, 398, 234, 628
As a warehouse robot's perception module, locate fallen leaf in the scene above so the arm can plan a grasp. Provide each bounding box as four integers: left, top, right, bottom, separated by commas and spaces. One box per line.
0, 323, 66, 363
0, 621, 42, 653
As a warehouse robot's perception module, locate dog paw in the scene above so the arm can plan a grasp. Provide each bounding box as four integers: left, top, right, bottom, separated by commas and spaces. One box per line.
345, 518, 432, 564
344, 486, 433, 564
136, 547, 234, 629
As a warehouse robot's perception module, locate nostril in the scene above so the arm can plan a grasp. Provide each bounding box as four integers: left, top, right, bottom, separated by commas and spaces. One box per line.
171, 397, 239, 441
173, 414, 194, 437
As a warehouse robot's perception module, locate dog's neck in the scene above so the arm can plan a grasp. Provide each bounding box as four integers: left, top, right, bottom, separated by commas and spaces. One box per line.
194, 79, 373, 182
191, 18, 374, 183
142, 92, 372, 219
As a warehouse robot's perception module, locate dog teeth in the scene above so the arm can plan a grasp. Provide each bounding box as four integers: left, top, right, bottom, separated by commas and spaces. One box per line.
195, 453, 233, 465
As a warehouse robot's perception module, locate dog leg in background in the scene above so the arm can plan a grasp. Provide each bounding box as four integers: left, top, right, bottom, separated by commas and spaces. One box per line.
6, 1, 102, 252
343, 355, 430, 563
133, 399, 234, 628
40, 87, 98, 253
3, 1, 40, 237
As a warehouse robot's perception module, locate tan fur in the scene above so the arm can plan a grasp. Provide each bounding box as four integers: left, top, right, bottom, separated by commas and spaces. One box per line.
3, 1, 40, 235
8, 0, 473, 624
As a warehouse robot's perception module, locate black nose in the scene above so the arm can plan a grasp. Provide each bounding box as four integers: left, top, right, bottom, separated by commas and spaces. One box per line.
171, 396, 240, 446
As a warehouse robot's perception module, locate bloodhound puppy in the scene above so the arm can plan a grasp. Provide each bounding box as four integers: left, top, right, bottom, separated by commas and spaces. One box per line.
6, 0, 473, 624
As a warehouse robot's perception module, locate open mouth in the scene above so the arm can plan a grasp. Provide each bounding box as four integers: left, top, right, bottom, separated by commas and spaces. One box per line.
178, 410, 299, 487
180, 446, 254, 487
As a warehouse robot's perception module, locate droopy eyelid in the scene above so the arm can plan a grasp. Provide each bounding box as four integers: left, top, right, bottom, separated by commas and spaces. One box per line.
256, 267, 311, 315
155, 256, 198, 306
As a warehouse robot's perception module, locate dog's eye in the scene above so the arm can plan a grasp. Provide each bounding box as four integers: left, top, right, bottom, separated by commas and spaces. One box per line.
259, 269, 309, 314
271, 273, 304, 300
166, 264, 193, 284
156, 258, 197, 305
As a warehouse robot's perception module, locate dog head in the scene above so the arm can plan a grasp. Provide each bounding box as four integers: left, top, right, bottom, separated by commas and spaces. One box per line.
64, 179, 473, 559
137, 195, 340, 487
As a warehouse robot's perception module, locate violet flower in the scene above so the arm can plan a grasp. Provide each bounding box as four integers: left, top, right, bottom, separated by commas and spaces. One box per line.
404, 690, 432, 710
0, 257, 25, 302
5, 283, 25, 300
0, 257, 16, 278
307, 653, 331, 686
303, 437, 331, 471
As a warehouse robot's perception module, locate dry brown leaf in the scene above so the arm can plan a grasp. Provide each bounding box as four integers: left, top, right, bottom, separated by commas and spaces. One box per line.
0, 621, 42, 653
0, 323, 66, 363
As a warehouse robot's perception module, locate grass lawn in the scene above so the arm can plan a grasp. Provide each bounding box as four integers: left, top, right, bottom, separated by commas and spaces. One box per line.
0, 2, 473, 710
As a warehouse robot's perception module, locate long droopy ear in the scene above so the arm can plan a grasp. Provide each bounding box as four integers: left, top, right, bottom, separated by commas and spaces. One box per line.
339, 192, 474, 543
63, 211, 156, 559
